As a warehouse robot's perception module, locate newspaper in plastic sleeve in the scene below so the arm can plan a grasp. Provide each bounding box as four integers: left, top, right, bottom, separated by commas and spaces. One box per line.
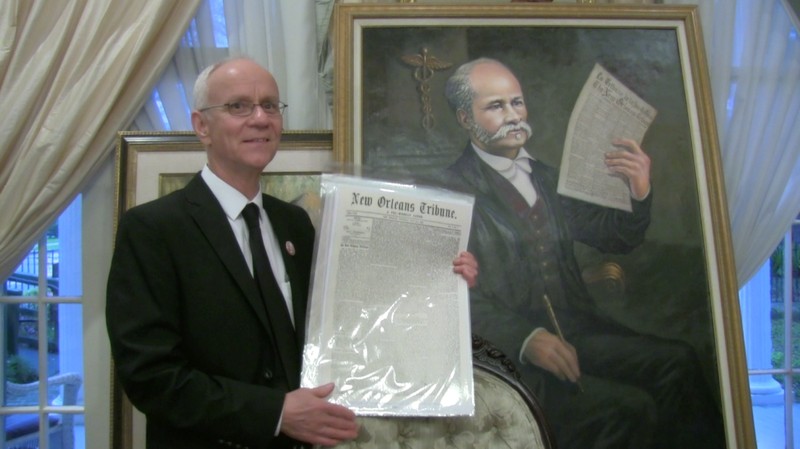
302, 174, 475, 417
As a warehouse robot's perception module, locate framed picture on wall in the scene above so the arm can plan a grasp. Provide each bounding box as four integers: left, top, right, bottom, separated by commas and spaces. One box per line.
115, 130, 332, 226
333, 3, 752, 448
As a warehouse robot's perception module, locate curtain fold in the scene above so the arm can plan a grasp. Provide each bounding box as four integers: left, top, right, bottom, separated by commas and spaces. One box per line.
670, 0, 800, 286
0, 0, 200, 280
719, 0, 800, 285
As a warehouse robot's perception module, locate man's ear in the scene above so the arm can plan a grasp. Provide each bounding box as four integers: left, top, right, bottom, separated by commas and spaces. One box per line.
191, 111, 211, 145
456, 109, 471, 130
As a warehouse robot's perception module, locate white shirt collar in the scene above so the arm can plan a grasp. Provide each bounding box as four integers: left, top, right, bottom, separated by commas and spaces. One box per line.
471, 143, 535, 176
201, 165, 263, 219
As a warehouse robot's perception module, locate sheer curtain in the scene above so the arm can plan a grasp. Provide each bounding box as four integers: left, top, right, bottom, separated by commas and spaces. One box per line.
132, 2, 227, 131
669, 0, 800, 286
0, 0, 200, 280
133, 0, 333, 132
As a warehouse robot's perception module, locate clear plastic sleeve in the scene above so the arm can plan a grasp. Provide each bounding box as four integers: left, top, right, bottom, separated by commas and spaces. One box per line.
301, 174, 475, 416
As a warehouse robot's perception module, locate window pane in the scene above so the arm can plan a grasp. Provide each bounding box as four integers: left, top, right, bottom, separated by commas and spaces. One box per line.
794, 298, 800, 371
2, 413, 47, 448
5, 238, 61, 297
5, 303, 86, 407
4, 240, 42, 297
795, 374, 800, 449
752, 373, 788, 448
49, 412, 84, 449
770, 279, 789, 370
0, 413, 82, 449
4, 301, 43, 408
55, 194, 82, 297
794, 222, 800, 371
51, 304, 83, 407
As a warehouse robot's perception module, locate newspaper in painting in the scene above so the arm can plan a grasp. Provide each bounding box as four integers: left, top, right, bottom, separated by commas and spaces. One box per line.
557, 63, 657, 211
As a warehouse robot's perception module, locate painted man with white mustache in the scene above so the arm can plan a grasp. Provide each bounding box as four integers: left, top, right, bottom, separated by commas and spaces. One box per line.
443, 58, 725, 449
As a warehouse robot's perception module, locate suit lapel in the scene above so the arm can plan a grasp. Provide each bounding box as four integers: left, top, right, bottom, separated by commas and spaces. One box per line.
183, 175, 273, 333
454, 147, 537, 237
459, 148, 524, 214
184, 175, 304, 386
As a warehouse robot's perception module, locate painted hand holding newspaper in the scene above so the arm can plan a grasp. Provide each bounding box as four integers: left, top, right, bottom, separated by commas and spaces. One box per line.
557, 63, 657, 211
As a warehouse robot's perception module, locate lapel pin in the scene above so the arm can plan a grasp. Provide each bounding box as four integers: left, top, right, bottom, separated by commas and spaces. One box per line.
285, 241, 295, 256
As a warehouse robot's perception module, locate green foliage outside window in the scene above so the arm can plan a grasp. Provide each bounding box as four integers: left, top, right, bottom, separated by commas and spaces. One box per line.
5, 354, 38, 384
770, 239, 800, 302
771, 306, 800, 399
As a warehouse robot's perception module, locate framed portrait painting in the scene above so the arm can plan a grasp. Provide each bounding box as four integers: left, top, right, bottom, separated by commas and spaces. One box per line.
333, 3, 752, 449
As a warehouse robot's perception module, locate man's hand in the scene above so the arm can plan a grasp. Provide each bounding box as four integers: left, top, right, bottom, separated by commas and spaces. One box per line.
523, 330, 581, 384
605, 138, 651, 200
281, 383, 359, 446
453, 251, 479, 288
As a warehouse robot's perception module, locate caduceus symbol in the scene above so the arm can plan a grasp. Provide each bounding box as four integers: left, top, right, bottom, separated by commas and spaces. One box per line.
401, 48, 452, 130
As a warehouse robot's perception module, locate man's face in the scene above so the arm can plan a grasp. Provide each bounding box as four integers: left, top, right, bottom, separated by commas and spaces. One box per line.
460, 62, 531, 159
192, 59, 283, 181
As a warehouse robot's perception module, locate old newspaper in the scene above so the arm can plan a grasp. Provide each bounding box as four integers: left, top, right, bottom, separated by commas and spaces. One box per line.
301, 175, 475, 416
557, 63, 657, 211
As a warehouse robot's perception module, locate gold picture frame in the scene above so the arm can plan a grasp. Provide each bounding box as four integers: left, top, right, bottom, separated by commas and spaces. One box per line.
111, 130, 332, 448
333, 3, 752, 448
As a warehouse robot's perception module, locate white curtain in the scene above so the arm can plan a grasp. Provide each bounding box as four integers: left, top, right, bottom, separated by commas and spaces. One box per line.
669, 0, 800, 286
134, 0, 334, 131
0, 0, 200, 280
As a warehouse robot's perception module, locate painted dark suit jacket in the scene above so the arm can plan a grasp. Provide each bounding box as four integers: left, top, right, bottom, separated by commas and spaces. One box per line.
106, 173, 314, 449
444, 146, 652, 395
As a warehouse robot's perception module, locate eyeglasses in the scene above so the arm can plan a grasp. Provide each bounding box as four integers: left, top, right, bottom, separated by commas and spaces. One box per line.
199, 101, 288, 117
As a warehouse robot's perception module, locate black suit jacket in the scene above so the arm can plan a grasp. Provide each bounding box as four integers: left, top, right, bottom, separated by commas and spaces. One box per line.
444, 146, 652, 379
106, 173, 315, 449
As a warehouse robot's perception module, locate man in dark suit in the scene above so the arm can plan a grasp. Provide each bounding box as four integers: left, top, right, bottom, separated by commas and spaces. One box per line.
106, 56, 478, 448
106, 57, 359, 449
442, 57, 725, 449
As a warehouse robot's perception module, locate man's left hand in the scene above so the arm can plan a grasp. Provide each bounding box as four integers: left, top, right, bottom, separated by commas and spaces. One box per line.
453, 251, 479, 288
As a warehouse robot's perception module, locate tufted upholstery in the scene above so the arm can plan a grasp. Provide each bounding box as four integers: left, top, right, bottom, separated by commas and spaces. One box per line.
325, 334, 555, 449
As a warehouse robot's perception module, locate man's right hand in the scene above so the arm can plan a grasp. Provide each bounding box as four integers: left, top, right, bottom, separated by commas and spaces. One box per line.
281, 383, 359, 446
523, 330, 582, 384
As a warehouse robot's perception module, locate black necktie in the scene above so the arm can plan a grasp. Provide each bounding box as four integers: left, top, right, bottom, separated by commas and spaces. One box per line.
241, 203, 299, 378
